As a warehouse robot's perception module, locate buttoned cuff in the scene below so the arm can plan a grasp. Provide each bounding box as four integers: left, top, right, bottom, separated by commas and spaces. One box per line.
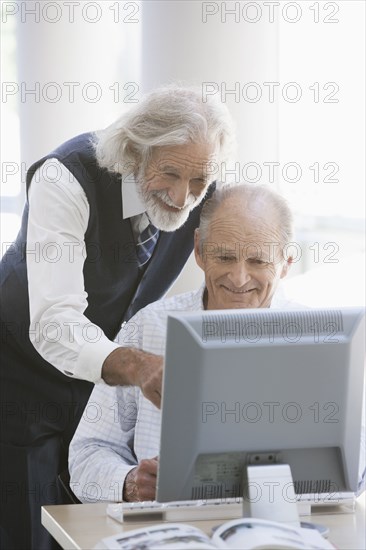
74, 339, 121, 383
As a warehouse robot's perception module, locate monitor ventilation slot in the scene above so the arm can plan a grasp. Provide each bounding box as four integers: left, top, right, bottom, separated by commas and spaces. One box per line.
202, 310, 343, 341
294, 479, 332, 494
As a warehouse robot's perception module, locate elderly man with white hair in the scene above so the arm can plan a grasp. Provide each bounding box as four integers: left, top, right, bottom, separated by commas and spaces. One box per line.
0, 86, 234, 550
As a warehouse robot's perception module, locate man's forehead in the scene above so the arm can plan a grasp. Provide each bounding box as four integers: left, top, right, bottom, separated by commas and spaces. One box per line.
150, 143, 216, 168
206, 205, 282, 247
208, 211, 279, 238
206, 239, 283, 260
152, 143, 215, 161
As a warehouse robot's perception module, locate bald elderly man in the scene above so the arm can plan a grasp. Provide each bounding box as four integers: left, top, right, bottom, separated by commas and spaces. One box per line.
69, 183, 366, 503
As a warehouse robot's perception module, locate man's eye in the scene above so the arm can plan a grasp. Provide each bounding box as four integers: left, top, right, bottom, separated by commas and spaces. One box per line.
247, 258, 268, 265
164, 172, 178, 178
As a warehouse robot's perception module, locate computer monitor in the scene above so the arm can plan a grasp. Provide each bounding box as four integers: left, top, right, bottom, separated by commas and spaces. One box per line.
156, 307, 365, 507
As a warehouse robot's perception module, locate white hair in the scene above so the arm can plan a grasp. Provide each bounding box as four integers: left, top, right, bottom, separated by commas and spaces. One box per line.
93, 84, 235, 177
198, 184, 294, 250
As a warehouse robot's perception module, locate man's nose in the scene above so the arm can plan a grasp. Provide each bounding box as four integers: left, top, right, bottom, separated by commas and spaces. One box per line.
228, 261, 251, 288
168, 180, 190, 208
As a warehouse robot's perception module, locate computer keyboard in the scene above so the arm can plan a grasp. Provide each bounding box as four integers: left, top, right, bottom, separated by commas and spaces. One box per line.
106, 492, 356, 524
107, 498, 243, 523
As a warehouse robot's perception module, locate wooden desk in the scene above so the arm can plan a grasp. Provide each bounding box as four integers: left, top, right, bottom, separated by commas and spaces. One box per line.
42, 495, 366, 550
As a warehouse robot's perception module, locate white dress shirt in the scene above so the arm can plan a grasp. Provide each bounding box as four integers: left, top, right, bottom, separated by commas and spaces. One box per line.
27, 158, 147, 383
68, 285, 318, 503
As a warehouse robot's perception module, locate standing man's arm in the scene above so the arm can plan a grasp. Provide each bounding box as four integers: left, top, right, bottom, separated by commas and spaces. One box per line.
27, 159, 163, 405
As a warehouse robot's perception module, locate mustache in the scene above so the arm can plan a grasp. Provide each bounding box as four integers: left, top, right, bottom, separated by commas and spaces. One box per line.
151, 189, 197, 210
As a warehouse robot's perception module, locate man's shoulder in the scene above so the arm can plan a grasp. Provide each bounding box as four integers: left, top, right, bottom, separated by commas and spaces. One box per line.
272, 284, 309, 310
123, 289, 202, 355
138, 288, 202, 322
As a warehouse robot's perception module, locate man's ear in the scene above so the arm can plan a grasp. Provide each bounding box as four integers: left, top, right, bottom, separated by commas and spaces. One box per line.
194, 229, 204, 271
280, 255, 293, 279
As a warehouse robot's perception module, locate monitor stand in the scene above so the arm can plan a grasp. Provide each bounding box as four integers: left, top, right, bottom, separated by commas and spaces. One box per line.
242, 463, 301, 527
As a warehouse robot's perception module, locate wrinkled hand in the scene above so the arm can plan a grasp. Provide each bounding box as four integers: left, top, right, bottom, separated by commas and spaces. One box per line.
133, 352, 163, 409
102, 347, 163, 408
123, 457, 158, 502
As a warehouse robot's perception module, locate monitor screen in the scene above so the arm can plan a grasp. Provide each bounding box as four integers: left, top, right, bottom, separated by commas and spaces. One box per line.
156, 307, 365, 504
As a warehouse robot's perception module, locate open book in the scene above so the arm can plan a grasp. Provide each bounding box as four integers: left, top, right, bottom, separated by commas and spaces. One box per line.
95, 518, 335, 549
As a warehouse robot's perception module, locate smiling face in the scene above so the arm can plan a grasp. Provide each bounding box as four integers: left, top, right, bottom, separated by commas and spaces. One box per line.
136, 142, 217, 231
194, 196, 292, 310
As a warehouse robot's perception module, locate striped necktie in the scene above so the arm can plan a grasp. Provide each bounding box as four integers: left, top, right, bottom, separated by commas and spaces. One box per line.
136, 222, 159, 267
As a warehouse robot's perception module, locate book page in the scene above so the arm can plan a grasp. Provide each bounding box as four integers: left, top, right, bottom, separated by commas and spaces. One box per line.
95, 523, 218, 550
212, 518, 335, 550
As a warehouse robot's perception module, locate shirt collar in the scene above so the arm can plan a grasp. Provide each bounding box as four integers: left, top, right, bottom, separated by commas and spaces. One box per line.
121, 174, 146, 219
193, 283, 206, 310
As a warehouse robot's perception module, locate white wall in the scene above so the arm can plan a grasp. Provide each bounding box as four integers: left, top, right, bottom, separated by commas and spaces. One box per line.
5, 1, 364, 305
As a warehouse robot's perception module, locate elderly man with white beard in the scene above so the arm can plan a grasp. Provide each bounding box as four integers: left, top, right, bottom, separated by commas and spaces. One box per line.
0, 85, 234, 550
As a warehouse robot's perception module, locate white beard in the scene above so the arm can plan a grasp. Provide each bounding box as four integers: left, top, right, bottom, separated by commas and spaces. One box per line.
136, 178, 205, 232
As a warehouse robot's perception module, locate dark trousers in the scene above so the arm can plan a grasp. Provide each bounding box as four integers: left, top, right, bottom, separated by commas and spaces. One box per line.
0, 339, 92, 550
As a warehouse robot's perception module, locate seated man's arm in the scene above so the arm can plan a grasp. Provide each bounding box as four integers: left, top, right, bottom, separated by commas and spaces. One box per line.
123, 457, 158, 502
69, 383, 139, 502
